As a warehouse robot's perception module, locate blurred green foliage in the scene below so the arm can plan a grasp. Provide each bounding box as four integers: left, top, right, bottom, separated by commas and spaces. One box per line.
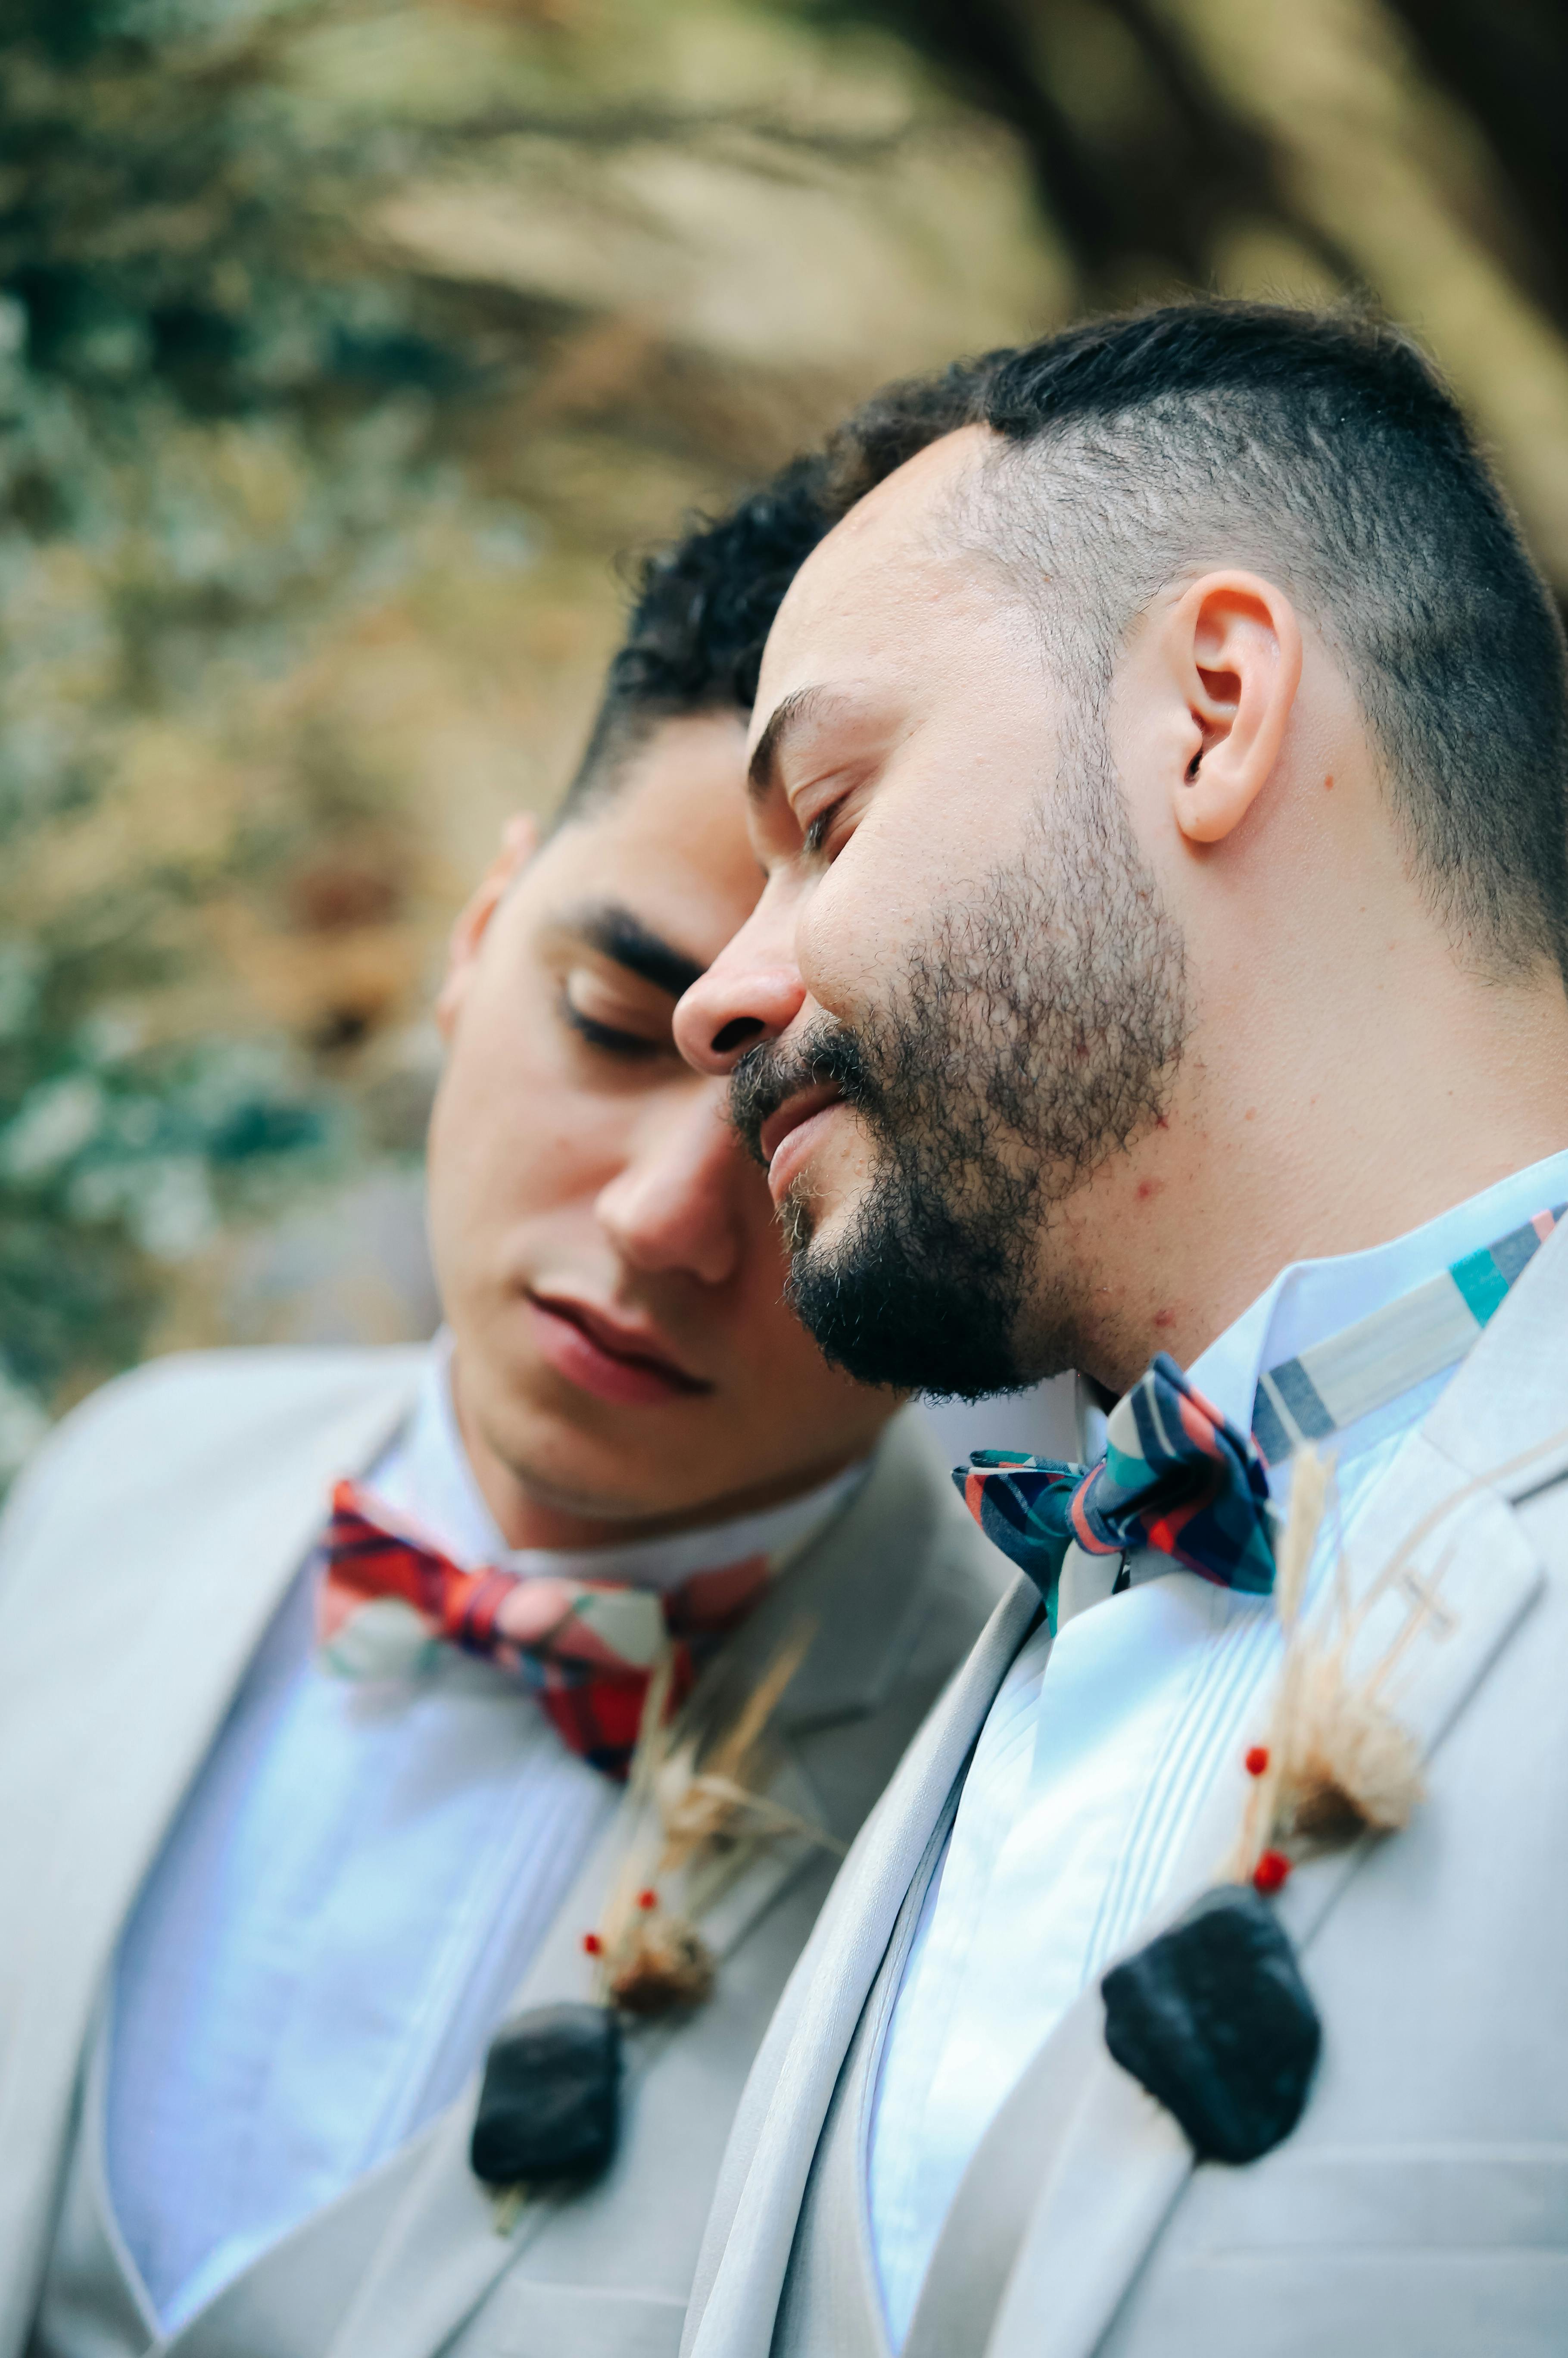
0, 0, 1015, 1481
0, 0, 487, 1472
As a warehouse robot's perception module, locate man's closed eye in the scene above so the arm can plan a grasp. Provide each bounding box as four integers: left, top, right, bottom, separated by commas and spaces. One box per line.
559, 977, 669, 1060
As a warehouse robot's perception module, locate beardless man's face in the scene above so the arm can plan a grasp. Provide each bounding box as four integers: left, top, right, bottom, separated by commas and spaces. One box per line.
674, 430, 1189, 1398
427, 711, 897, 1538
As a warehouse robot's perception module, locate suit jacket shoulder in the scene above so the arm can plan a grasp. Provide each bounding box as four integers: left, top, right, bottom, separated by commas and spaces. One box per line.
0, 1343, 426, 1624
3, 1342, 424, 1546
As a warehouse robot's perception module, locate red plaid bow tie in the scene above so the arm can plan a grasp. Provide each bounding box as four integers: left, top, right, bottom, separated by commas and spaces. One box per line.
317, 1479, 772, 1778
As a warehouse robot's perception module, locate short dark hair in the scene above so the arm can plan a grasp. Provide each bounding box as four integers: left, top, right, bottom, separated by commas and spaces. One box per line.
828, 302, 1568, 982
558, 456, 834, 826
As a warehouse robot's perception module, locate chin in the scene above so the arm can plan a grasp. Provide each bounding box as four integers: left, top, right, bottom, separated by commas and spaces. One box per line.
483, 1383, 716, 1523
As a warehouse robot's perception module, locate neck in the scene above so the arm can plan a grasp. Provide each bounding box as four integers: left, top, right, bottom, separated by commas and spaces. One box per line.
1063, 941, 1568, 1396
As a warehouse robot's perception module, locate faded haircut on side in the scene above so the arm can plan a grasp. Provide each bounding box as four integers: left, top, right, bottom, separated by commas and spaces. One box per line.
825, 302, 1568, 984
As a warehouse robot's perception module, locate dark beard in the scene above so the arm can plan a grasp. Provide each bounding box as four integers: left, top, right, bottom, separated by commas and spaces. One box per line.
732, 1016, 1029, 1395
729, 720, 1189, 1397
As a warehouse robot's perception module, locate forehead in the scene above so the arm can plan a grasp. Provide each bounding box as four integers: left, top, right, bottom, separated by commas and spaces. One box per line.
535, 709, 758, 955
748, 425, 1004, 739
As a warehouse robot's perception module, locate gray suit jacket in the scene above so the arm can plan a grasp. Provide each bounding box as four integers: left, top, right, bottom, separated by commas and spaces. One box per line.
0, 1346, 1006, 2358
682, 1218, 1568, 2358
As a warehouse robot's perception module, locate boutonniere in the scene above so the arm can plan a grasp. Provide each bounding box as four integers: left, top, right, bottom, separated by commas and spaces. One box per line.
1101, 1450, 1435, 2166
472, 1622, 843, 2221
1226, 1448, 1430, 1888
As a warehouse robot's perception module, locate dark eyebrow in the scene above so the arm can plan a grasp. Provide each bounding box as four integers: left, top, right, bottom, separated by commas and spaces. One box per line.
570, 902, 705, 999
748, 685, 832, 804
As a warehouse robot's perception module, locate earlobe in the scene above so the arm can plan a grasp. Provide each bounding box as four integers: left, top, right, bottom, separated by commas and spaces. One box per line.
1169, 574, 1303, 848
434, 814, 539, 1039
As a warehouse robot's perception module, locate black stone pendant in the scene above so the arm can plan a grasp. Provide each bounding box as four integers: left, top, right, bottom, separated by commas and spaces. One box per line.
471, 2001, 623, 2186
1100, 1885, 1322, 2165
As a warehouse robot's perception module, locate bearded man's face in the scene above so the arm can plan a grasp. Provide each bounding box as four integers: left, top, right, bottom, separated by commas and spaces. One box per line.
727, 706, 1188, 1395
672, 424, 1190, 1400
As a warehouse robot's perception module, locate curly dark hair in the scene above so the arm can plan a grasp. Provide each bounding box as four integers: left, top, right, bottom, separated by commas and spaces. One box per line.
557, 456, 834, 823
558, 362, 994, 824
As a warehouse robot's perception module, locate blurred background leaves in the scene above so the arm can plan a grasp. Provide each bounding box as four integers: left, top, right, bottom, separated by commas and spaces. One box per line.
2, 0, 1566, 1481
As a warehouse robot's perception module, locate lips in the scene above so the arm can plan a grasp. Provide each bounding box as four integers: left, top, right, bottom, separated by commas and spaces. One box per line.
758, 1080, 845, 1204
527, 1293, 711, 1410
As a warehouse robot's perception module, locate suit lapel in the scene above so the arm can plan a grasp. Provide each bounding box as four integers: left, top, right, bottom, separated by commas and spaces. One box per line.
682, 1572, 1040, 2358
321, 1774, 644, 2358
915, 1468, 1545, 2358
321, 1743, 832, 2358
913, 1220, 1568, 2358
0, 1352, 423, 2344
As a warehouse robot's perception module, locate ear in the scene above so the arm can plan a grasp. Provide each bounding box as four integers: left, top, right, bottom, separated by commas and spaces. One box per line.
1165, 572, 1303, 846
434, 814, 538, 1039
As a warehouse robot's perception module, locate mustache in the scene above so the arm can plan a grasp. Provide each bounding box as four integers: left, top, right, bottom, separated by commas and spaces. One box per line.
727, 1018, 882, 1170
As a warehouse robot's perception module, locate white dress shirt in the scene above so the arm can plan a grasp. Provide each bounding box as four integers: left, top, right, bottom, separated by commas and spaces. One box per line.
106, 1337, 862, 2333
867, 1146, 1568, 2347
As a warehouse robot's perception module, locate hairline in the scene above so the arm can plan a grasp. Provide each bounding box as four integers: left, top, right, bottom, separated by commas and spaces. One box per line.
548, 692, 745, 840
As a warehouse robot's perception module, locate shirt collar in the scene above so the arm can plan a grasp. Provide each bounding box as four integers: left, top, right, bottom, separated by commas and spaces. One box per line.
1188, 1146, 1568, 1451
367, 1331, 867, 1592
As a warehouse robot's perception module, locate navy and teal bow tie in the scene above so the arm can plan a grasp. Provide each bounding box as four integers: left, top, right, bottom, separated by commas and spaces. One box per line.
956, 1352, 1276, 1627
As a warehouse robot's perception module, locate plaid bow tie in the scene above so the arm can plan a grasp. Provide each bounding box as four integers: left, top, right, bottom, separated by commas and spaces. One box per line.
317, 1480, 772, 1778
957, 1352, 1276, 1628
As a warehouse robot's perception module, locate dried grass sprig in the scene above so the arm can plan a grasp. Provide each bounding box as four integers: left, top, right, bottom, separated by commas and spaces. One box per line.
1230, 1447, 1424, 1887
592, 1619, 836, 2016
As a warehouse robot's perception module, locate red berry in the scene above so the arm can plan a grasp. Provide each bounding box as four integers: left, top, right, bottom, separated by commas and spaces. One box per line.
1244, 1745, 1270, 1778
1252, 1848, 1292, 1895
582, 1931, 603, 1956
638, 1888, 658, 1911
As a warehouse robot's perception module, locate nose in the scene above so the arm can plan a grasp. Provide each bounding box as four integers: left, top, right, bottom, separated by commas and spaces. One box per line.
595, 1081, 748, 1287
673, 898, 806, 1076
